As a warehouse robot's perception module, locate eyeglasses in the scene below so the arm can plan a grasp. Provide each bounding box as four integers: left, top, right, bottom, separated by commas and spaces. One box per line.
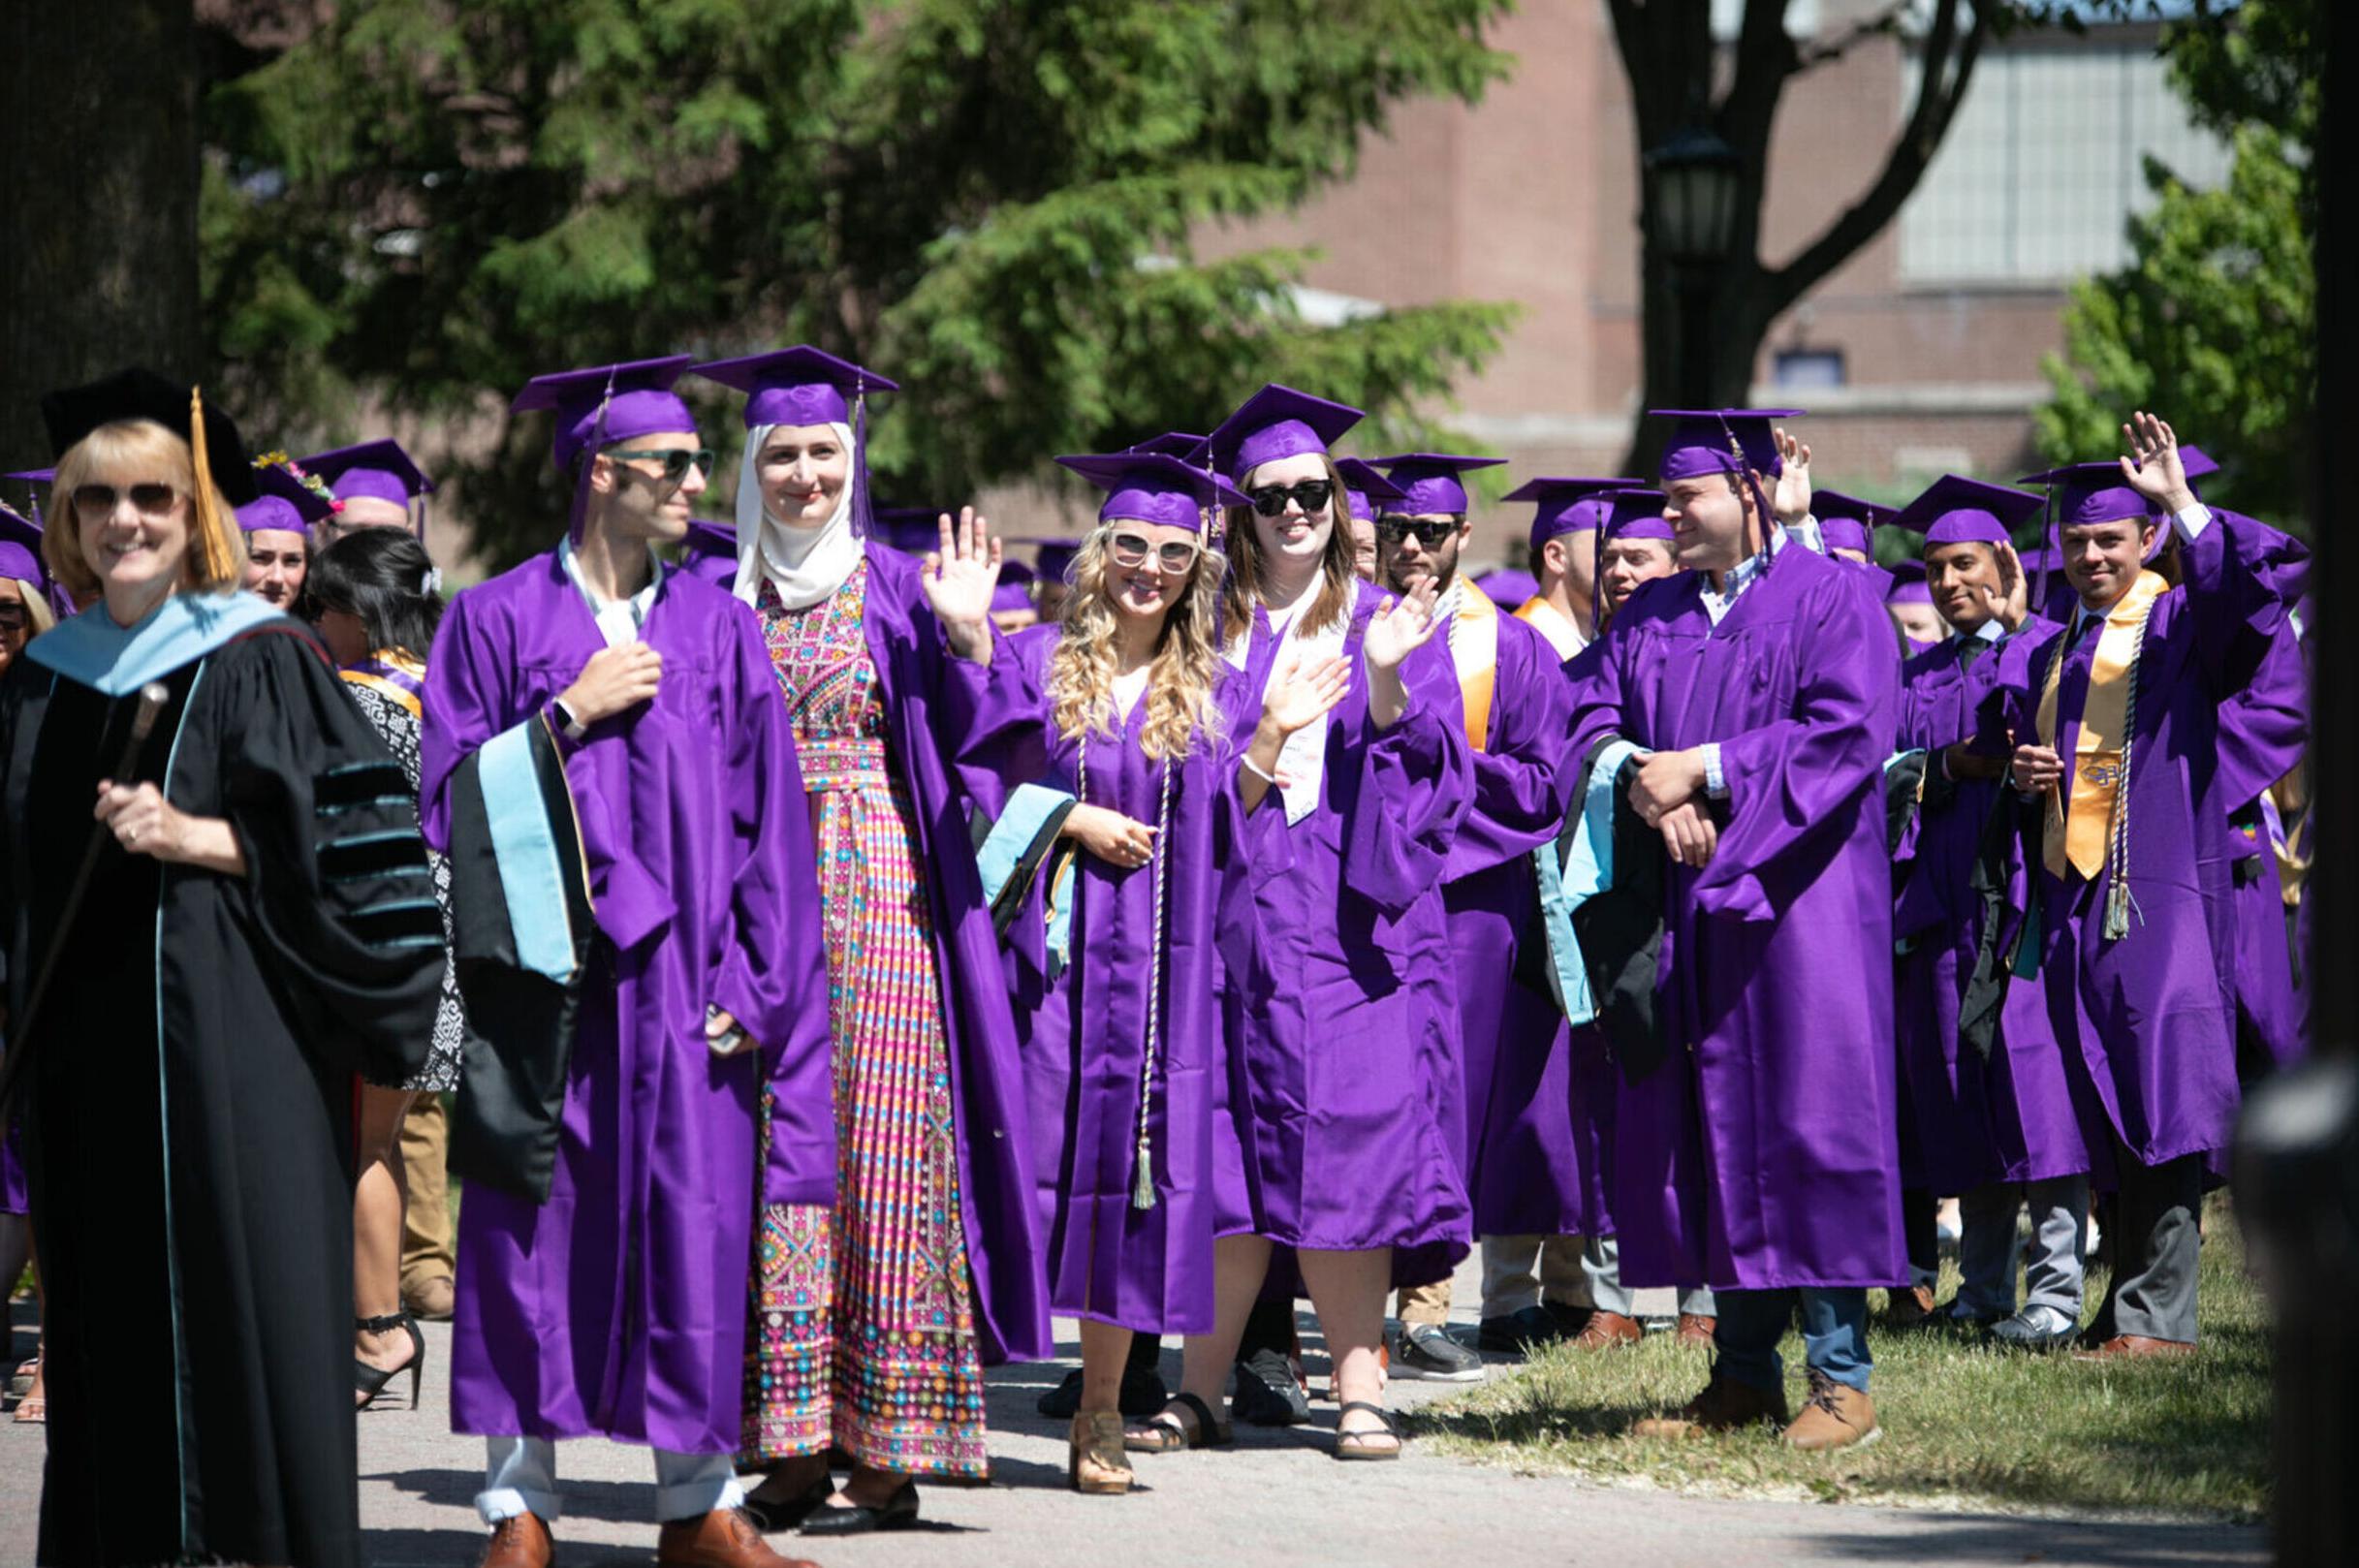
0, 602, 27, 630
1246, 479, 1333, 517
605, 448, 716, 482
1106, 531, 1202, 573
1373, 516, 1459, 549
71, 482, 181, 518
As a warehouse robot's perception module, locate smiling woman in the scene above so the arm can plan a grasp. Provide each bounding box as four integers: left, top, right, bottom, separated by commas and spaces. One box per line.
1, 367, 445, 1568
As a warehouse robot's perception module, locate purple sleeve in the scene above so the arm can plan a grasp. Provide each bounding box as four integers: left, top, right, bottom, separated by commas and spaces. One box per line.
1341, 658, 1472, 916
2180, 507, 2289, 702
1562, 629, 1627, 764
1700, 573, 1900, 921
2212, 622, 2308, 811
705, 610, 835, 1207
923, 604, 1051, 806
1446, 621, 1580, 877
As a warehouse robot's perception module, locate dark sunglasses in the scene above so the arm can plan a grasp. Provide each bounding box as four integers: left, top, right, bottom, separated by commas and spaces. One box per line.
1246, 479, 1333, 517
1373, 516, 1459, 549
72, 482, 182, 518
606, 447, 716, 482
0, 602, 27, 629
1107, 531, 1202, 573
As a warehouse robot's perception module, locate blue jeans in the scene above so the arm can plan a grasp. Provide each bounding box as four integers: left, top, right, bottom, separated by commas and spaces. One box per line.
1711, 1286, 1871, 1394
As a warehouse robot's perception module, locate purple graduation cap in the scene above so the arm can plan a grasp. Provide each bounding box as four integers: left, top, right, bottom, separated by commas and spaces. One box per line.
1502, 476, 1640, 560
991, 580, 1036, 616
1201, 384, 1364, 485
692, 346, 898, 539
1369, 453, 1506, 517
2179, 444, 2219, 491
1888, 474, 2043, 549
1127, 431, 1209, 459
1054, 451, 1248, 533
1883, 559, 1933, 605
298, 439, 434, 533
1589, 487, 1677, 625
678, 517, 739, 585
871, 505, 951, 555
1811, 488, 1896, 556
0, 504, 47, 592
1334, 457, 1406, 524
236, 462, 337, 535
512, 355, 698, 473
998, 558, 1038, 589
1027, 536, 1086, 583
1475, 568, 1539, 610
3, 469, 53, 530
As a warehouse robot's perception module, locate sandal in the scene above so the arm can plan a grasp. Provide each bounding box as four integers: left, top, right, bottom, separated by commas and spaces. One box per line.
1069, 1410, 1134, 1494
1123, 1391, 1233, 1453
12, 1396, 43, 1426
355, 1311, 426, 1410
1334, 1400, 1402, 1461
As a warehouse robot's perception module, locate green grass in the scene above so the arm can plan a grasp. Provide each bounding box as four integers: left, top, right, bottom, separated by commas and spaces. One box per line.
1412, 1196, 2271, 1521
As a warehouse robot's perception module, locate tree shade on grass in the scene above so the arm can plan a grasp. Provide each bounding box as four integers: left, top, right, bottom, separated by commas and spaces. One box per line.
1415, 1197, 2270, 1522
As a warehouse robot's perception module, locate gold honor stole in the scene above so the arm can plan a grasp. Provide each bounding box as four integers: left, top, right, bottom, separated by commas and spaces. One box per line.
1451, 585, 1500, 754
2038, 570, 2167, 883
340, 648, 429, 720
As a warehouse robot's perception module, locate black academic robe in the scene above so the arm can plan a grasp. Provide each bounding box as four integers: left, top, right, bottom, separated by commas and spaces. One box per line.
0, 622, 445, 1568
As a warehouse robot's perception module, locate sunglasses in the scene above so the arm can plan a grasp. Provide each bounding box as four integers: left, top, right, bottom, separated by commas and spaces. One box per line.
606, 448, 716, 482
1107, 531, 1202, 573
1246, 479, 1333, 517
1373, 516, 1459, 549
72, 482, 182, 518
0, 603, 27, 629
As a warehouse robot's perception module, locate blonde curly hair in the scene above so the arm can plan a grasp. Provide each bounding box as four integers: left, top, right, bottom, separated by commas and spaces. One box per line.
1048, 523, 1230, 761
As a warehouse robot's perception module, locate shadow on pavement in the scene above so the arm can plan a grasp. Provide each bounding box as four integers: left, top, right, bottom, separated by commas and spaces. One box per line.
1804, 1517, 2265, 1566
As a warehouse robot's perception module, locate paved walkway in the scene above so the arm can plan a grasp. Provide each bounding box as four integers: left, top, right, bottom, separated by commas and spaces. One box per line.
4, 1278, 2265, 1568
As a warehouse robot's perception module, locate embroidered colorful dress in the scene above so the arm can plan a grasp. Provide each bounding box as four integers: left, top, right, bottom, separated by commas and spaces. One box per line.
742, 560, 990, 1479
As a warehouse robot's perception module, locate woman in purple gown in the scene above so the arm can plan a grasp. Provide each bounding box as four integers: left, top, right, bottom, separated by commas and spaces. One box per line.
1140, 385, 1468, 1461
692, 347, 1050, 1536
988, 450, 1349, 1492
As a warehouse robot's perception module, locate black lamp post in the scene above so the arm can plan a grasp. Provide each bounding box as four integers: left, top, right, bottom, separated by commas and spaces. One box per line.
1645, 125, 1743, 403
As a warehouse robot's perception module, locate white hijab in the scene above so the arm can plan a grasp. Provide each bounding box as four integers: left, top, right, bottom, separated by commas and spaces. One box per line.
730, 421, 864, 611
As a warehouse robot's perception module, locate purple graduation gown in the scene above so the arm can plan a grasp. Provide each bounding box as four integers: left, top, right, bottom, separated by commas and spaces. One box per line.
421, 553, 834, 1453
1435, 611, 1589, 1239
1893, 617, 2093, 1193
832, 544, 1052, 1364
1566, 547, 1906, 1292
2212, 622, 2308, 1075
1997, 513, 2287, 1169
991, 629, 1251, 1334
1217, 581, 1476, 1287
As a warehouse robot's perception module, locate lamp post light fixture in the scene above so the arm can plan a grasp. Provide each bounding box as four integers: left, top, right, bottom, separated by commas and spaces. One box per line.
1646, 123, 1744, 404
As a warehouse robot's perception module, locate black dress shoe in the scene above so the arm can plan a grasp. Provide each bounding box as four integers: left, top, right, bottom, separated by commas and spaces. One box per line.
1541, 1300, 1594, 1339
1987, 1305, 2078, 1351
1477, 1304, 1562, 1355
739, 1475, 834, 1533
800, 1481, 918, 1536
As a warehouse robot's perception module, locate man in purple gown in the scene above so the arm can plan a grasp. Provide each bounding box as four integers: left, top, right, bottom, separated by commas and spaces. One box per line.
1886, 475, 2091, 1350
1369, 454, 1580, 1376
1567, 410, 1903, 1451
421, 358, 832, 1568
2005, 417, 2292, 1360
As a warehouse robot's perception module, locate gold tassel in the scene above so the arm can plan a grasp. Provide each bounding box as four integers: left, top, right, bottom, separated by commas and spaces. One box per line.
186, 387, 232, 583
2103, 878, 2130, 941
1131, 1128, 1157, 1211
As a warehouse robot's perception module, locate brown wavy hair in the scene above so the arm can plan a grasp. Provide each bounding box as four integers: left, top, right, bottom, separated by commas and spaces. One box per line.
1049, 523, 1230, 761
1216, 453, 1358, 640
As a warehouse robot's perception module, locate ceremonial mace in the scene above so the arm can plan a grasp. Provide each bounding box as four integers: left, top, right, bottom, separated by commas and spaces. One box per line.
0, 681, 172, 1121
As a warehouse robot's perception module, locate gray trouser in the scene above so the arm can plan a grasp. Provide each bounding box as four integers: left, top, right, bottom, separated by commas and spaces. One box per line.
1581, 1235, 1715, 1319
2096, 1150, 2204, 1344
1955, 1174, 2090, 1320
1478, 1234, 1589, 1317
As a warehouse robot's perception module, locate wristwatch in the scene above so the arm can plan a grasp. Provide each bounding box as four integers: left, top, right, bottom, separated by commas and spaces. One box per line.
550, 699, 589, 742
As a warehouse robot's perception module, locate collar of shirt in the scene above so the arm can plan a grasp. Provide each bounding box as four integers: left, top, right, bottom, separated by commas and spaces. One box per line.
1954, 617, 2007, 649
1699, 523, 1790, 625
559, 535, 662, 648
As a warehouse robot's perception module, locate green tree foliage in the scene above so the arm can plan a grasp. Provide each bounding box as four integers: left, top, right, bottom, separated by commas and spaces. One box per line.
2036, 0, 2315, 524
201, 0, 1520, 565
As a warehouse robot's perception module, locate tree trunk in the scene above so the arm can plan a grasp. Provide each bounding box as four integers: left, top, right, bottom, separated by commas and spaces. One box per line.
0, 0, 202, 470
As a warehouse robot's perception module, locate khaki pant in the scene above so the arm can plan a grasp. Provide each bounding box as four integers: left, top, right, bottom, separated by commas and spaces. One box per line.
1478, 1235, 1590, 1318
399, 1093, 456, 1297
1397, 1276, 1456, 1327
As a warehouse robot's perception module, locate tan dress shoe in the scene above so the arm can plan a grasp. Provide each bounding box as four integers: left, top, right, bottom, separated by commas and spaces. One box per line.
656, 1507, 816, 1568
1676, 1313, 1715, 1345
1070, 1410, 1135, 1494
1780, 1373, 1879, 1451
1631, 1375, 1790, 1438
2072, 1333, 2195, 1363
1569, 1310, 1644, 1349
477, 1513, 553, 1568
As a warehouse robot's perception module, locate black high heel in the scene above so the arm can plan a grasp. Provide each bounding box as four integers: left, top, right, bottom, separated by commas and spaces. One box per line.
355, 1310, 425, 1410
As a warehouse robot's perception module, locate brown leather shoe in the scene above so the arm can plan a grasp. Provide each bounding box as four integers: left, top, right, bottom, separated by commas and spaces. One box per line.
404, 1274, 456, 1321
1630, 1375, 1790, 1438
1780, 1372, 1879, 1451
1676, 1313, 1716, 1346
477, 1513, 553, 1568
2072, 1333, 2195, 1363
1881, 1284, 1936, 1329
656, 1507, 816, 1568
1569, 1309, 1644, 1349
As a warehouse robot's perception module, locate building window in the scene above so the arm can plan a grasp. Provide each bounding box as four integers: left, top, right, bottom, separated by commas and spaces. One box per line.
1898, 36, 2230, 286
1772, 348, 1847, 391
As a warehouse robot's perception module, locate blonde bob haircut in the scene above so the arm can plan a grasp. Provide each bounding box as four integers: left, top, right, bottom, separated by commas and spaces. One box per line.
1217, 451, 1359, 640
46, 419, 245, 601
